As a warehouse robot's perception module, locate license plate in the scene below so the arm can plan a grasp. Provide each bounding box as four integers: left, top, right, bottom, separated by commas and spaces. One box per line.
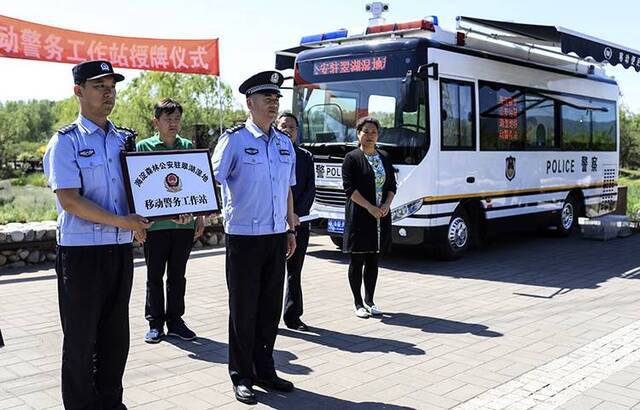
315, 164, 342, 181
327, 219, 345, 234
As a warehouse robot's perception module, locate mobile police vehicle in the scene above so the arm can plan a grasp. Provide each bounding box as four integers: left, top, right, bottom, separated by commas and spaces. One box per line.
276, 7, 639, 259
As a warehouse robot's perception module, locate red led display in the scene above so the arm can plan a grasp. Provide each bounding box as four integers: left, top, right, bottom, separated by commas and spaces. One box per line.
313, 56, 387, 75
498, 96, 519, 140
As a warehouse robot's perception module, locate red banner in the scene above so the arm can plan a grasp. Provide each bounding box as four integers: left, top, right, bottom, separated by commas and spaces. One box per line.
0, 15, 219, 76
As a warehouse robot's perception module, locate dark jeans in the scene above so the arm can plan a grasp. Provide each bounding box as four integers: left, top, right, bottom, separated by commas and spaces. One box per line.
348, 252, 379, 308
226, 233, 286, 385
143, 229, 194, 330
283, 225, 310, 325
56, 244, 133, 410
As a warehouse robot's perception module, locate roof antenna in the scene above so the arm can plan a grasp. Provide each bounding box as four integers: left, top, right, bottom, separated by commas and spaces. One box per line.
366, 2, 389, 26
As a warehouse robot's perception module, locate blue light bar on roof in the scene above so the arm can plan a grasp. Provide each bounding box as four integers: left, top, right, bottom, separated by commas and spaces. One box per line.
323, 29, 348, 41
425, 15, 439, 26
300, 29, 348, 45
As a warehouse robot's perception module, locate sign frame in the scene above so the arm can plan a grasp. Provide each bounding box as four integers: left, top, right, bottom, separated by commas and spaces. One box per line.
120, 149, 220, 221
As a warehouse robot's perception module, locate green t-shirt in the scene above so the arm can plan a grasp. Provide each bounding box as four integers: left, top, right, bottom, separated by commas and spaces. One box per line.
136, 134, 196, 232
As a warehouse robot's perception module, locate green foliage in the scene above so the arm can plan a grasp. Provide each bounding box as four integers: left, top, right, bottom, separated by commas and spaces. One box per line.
620, 171, 640, 217
111, 72, 244, 140
0, 182, 57, 224
0, 74, 245, 172
11, 172, 48, 188
620, 105, 640, 168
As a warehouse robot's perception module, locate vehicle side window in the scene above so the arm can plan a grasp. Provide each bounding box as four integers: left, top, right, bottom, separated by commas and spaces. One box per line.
479, 82, 525, 151
440, 79, 475, 150
525, 93, 556, 150
479, 80, 616, 152
562, 99, 616, 151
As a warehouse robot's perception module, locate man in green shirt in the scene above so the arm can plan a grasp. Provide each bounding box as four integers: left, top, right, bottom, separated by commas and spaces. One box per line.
137, 98, 204, 343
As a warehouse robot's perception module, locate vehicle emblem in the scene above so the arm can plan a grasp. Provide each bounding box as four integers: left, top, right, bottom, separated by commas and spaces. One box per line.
505, 156, 516, 181
316, 164, 325, 179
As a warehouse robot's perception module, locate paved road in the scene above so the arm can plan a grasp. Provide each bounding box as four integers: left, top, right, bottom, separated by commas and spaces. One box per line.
1, 232, 640, 409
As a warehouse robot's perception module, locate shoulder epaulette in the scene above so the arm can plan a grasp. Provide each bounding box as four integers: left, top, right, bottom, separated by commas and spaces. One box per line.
226, 124, 245, 134
114, 125, 138, 138
57, 124, 77, 135
273, 128, 289, 138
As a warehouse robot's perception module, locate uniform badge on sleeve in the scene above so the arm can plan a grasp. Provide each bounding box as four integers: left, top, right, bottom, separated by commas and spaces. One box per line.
79, 149, 95, 157
164, 173, 183, 193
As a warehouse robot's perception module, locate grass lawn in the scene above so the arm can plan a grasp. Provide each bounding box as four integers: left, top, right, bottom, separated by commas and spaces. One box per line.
0, 176, 57, 224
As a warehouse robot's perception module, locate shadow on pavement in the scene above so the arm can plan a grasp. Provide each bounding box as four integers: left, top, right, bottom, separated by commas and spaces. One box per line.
309, 231, 640, 294
163, 336, 312, 376
255, 387, 414, 409
279, 326, 425, 356
379, 312, 502, 337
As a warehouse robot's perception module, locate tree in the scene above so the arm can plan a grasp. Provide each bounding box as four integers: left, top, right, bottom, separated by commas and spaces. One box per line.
620, 105, 640, 169
109, 72, 245, 142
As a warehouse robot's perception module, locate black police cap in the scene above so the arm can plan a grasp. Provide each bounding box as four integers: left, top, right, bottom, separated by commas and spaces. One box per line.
72, 60, 125, 84
239, 71, 284, 97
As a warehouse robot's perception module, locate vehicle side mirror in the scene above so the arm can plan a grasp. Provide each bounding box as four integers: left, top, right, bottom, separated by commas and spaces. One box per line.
417, 63, 438, 80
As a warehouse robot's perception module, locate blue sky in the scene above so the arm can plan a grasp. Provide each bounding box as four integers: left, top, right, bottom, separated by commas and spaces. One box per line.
1, 0, 639, 112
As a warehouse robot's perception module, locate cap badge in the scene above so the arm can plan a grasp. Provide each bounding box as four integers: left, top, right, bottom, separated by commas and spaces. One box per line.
100, 62, 110, 72
270, 73, 279, 83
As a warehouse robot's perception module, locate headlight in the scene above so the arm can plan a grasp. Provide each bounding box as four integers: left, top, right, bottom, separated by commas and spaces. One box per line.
391, 199, 423, 222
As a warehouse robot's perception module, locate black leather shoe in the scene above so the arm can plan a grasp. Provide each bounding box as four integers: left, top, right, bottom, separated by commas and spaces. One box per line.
255, 376, 294, 392
286, 320, 309, 331
233, 383, 257, 405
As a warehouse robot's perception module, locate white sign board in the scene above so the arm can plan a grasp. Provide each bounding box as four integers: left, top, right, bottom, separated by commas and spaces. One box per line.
121, 149, 220, 220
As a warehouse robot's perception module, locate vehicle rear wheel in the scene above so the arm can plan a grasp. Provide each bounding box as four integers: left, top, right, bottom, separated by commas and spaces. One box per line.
554, 195, 579, 236
436, 208, 471, 260
329, 235, 343, 249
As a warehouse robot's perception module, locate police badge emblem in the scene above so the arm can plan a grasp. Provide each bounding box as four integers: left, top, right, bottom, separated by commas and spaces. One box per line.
505, 156, 516, 181
164, 173, 182, 193
270, 73, 279, 83
100, 62, 110, 72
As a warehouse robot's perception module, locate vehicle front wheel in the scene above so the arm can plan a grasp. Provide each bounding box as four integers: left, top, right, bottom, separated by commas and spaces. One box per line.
329, 235, 343, 249
436, 209, 471, 260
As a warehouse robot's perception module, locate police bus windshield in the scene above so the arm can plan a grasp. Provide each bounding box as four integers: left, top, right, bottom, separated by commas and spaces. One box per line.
294, 77, 429, 165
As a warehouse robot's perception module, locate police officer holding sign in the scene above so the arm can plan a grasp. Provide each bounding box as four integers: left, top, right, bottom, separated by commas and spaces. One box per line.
43, 60, 150, 409
212, 71, 297, 405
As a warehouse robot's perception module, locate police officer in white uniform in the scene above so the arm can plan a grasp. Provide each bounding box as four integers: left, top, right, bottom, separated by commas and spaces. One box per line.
43, 60, 150, 409
212, 71, 298, 405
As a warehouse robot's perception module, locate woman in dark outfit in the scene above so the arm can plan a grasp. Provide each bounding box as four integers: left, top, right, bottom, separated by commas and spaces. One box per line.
342, 117, 397, 318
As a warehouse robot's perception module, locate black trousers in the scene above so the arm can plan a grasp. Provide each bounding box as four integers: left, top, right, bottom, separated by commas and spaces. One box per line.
143, 229, 194, 330
283, 225, 310, 325
226, 233, 286, 385
348, 252, 379, 308
56, 244, 133, 410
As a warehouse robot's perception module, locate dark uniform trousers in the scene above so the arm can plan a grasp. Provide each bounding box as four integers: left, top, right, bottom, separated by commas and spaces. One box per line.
56, 244, 133, 410
226, 233, 286, 385
283, 224, 310, 325
143, 229, 194, 329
